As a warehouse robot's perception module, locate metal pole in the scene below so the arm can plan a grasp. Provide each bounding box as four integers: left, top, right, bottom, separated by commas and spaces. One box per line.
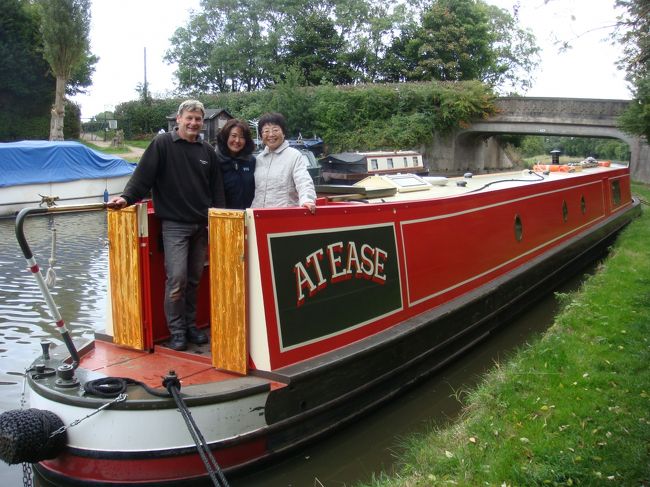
15, 204, 107, 366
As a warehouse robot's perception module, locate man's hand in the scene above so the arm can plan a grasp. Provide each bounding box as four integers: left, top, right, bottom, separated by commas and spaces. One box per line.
107, 196, 127, 209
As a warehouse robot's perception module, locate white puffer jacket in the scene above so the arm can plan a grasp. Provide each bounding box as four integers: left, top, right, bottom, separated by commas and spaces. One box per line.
251, 141, 316, 208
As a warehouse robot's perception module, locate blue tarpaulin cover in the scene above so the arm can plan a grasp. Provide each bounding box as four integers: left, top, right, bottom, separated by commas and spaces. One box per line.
0, 141, 135, 188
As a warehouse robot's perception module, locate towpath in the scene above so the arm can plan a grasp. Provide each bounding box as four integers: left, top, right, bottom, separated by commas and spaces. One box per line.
81, 133, 146, 161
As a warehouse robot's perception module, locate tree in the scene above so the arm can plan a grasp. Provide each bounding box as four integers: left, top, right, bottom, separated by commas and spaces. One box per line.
165, 0, 424, 91
482, 2, 540, 94
0, 0, 53, 140
614, 0, 649, 140
329, 0, 414, 83
383, 0, 539, 92
414, 0, 495, 81
283, 11, 352, 85
166, 0, 277, 93
37, 0, 93, 140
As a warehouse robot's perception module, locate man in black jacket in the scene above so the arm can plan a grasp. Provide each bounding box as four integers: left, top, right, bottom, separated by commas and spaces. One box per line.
107, 100, 225, 351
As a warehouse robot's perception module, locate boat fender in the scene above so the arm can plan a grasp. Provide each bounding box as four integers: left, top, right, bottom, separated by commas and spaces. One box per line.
456, 181, 467, 187
464, 172, 473, 178
0, 408, 66, 464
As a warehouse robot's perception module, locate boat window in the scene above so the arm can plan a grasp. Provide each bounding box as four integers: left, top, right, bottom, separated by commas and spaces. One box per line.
413, 156, 419, 166
387, 158, 394, 169
562, 200, 568, 222
581, 195, 587, 214
514, 214, 523, 242
611, 180, 621, 206
403, 157, 408, 167
370, 159, 378, 170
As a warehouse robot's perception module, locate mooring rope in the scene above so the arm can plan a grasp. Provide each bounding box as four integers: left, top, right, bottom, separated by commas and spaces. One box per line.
83, 374, 230, 486
44, 226, 57, 289
163, 372, 230, 487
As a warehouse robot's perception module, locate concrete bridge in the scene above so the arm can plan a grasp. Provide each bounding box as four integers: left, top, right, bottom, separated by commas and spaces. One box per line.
425, 97, 650, 183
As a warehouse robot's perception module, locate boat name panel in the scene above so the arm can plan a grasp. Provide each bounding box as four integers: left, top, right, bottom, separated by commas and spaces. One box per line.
294, 241, 389, 305
268, 225, 402, 350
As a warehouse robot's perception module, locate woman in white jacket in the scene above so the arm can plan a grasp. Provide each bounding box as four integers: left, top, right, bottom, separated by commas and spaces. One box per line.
251, 112, 316, 213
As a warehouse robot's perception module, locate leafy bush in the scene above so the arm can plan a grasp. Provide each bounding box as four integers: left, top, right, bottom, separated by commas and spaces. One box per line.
114, 81, 497, 152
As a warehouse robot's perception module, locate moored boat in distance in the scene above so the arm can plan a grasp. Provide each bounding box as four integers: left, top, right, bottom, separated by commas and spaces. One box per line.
320, 150, 427, 183
0, 140, 135, 218
0, 163, 640, 485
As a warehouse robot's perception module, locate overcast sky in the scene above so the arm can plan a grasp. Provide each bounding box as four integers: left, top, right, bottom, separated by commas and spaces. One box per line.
71, 0, 631, 119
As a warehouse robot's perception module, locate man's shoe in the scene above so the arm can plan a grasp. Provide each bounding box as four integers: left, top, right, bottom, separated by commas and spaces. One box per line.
168, 335, 188, 351
187, 327, 208, 345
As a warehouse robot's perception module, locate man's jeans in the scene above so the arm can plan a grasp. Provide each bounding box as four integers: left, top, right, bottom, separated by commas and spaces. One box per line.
161, 220, 208, 338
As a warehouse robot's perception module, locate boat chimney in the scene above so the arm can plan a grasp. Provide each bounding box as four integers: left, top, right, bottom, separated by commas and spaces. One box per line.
551, 149, 561, 165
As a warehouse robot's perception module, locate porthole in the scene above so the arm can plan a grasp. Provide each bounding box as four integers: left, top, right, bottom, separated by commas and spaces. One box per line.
581, 195, 586, 214
514, 214, 523, 242
562, 200, 568, 222
611, 180, 621, 206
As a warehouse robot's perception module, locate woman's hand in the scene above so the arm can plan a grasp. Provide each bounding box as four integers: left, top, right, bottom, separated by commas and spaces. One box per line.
303, 201, 316, 214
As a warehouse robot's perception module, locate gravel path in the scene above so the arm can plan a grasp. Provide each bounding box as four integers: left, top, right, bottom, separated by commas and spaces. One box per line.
82, 133, 145, 160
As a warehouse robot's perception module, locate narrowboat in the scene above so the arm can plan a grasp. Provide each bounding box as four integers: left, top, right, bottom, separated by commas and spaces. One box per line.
0, 141, 135, 218
0, 162, 640, 486
320, 150, 427, 183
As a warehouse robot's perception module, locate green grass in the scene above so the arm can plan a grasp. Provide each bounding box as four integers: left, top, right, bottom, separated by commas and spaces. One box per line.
360, 183, 650, 487
87, 143, 129, 155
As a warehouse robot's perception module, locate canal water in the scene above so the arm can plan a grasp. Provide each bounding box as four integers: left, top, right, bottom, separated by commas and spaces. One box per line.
0, 211, 591, 487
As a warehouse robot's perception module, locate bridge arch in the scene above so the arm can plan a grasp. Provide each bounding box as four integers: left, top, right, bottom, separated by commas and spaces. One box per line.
426, 97, 650, 182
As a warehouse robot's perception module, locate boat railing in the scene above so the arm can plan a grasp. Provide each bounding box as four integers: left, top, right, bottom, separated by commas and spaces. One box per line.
15, 203, 108, 367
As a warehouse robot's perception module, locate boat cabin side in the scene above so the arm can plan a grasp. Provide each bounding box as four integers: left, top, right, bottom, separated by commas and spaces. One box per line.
362, 150, 424, 173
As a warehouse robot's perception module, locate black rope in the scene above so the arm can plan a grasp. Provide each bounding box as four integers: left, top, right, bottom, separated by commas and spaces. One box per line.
466, 170, 545, 193
163, 372, 230, 487
84, 377, 171, 398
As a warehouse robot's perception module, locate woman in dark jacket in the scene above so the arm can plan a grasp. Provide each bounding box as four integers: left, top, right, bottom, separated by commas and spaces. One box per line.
214, 119, 256, 209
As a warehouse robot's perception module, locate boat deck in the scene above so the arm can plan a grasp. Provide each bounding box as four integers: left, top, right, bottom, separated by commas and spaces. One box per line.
84, 339, 244, 389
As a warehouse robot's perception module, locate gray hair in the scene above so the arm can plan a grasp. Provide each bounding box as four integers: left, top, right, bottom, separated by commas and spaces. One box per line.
177, 99, 205, 117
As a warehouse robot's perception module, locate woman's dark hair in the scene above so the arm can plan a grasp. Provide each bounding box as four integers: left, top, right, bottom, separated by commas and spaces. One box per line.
216, 119, 255, 156
258, 112, 288, 136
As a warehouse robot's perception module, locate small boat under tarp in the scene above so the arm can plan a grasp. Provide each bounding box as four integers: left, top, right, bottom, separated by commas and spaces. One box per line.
0, 140, 135, 217
0, 162, 640, 485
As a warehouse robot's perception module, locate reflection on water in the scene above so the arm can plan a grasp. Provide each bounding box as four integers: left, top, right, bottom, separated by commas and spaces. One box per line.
0, 211, 109, 486
0, 210, 592, 487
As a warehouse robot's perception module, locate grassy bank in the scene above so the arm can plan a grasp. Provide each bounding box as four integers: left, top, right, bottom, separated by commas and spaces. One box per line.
361, 183, 650, 487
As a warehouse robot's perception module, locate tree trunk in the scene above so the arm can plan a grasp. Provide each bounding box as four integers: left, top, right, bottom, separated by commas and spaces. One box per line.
49, 75, 66, 141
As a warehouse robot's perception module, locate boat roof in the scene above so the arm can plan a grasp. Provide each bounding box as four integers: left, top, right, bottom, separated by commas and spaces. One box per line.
165, 108, 232, 121
323, 152, 367, 164
0, 140, 135, 188
318, 164, 628, 203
